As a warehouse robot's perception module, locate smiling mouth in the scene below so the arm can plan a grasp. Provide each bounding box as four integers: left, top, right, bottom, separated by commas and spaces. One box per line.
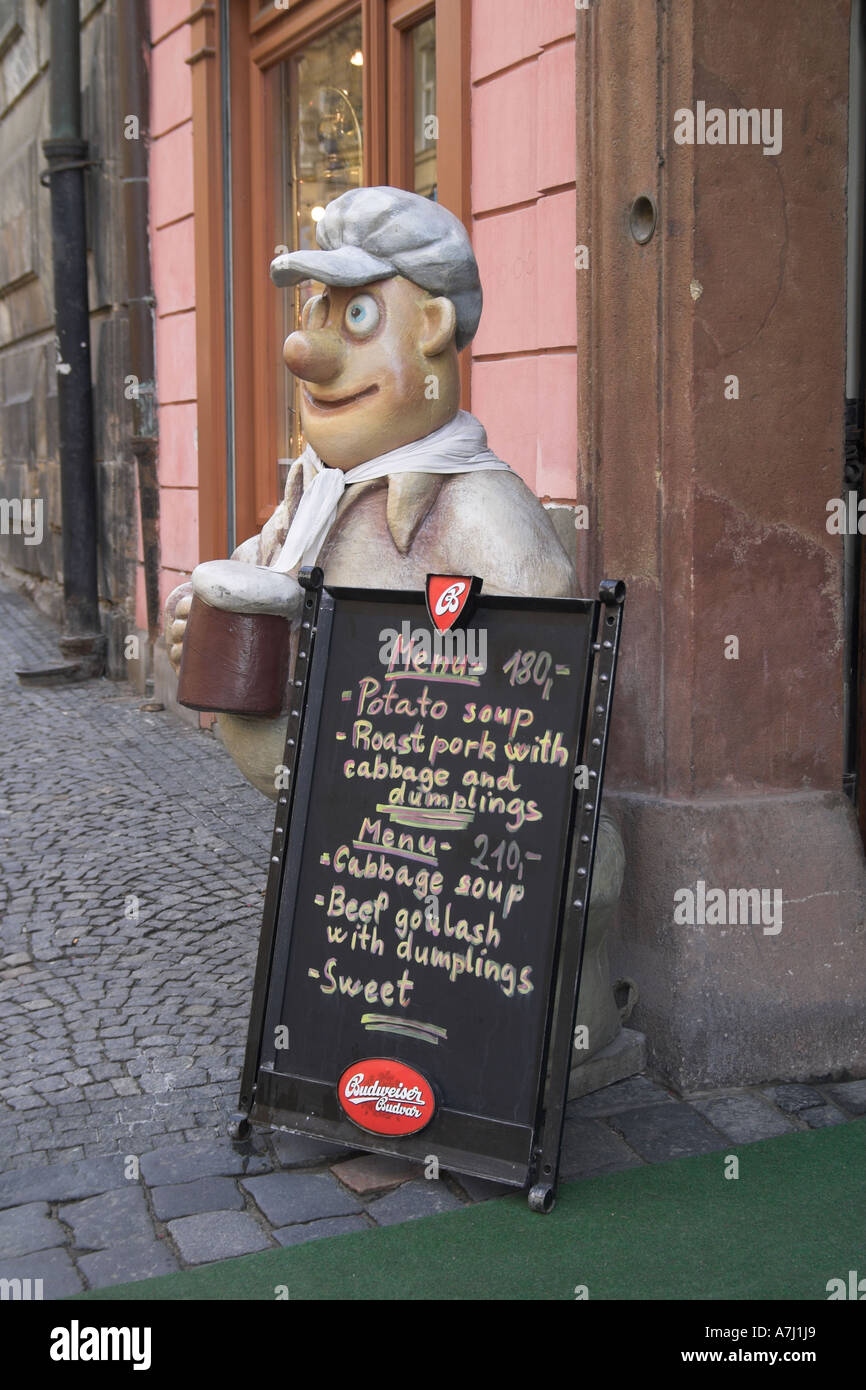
304, 384, 379, 412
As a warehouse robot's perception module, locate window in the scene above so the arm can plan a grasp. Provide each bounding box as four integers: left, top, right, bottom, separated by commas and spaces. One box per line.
412, 16, 437, 198
273, 15, 366, 478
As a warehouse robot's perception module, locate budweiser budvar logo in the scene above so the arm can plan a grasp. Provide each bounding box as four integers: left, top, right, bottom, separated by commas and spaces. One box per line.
344, 1074, 426, 1113
337, 1059, 436, 1137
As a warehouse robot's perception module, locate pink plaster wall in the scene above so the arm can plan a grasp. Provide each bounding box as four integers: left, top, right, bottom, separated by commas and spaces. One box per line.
139, 0, 197, 632
470, 1, 576, 498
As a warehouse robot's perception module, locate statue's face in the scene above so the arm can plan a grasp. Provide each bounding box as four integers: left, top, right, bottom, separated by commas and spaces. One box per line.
282, 275, 459, 470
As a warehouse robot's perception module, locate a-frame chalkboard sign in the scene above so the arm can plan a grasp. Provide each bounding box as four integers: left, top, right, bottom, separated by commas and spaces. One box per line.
230, 570, 625, 1213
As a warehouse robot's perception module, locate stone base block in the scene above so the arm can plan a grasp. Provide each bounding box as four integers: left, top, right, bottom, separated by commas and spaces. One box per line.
568, 1027, 647, 1100
605, 790, 866, 1092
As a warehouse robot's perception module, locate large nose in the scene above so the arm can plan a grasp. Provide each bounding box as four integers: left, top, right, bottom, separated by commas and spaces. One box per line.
282, 330, 346, 384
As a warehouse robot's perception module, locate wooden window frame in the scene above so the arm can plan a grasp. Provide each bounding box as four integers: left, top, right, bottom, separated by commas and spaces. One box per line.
187, 0, 228, 565
386, 0, 433, 189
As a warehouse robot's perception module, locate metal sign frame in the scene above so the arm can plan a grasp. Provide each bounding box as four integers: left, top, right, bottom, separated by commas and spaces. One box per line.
230, 569, 625, 1213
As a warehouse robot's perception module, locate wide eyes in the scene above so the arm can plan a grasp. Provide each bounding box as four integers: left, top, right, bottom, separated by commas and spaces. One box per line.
301, 291, 381, 336
344, 294, 380, 339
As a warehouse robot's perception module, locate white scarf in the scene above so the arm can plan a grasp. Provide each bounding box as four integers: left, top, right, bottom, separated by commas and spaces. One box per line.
274, 410, 511, 572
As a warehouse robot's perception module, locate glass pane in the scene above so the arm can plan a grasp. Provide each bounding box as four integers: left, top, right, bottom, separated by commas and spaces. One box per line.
274, 14, 365, 485
412, 16, 437, 200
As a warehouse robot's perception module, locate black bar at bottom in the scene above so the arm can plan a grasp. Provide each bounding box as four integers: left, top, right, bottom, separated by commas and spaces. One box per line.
251, 1068, 534, 1187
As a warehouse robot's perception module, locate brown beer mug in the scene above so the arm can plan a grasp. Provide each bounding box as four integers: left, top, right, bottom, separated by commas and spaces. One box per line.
177, 560, 303, 716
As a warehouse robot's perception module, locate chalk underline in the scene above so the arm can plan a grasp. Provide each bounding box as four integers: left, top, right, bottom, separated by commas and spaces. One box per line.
351, 839, 438, 867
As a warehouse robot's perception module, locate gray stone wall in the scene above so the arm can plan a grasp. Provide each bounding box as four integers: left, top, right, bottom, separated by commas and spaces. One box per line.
0, 0, 140, 677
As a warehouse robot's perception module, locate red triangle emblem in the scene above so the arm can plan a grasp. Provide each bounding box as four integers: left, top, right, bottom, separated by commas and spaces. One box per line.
425, 575, 475, 634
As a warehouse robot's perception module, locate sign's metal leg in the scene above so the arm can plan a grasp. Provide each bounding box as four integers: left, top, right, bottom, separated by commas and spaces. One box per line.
528, 1184, 557, 1213
528, 579, 626, 1211
228, 1113, 251, 1141
228, 566, 326, 1141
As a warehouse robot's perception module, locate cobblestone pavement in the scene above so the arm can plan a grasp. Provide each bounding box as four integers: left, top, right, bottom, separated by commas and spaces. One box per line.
1, 577, 865, 1296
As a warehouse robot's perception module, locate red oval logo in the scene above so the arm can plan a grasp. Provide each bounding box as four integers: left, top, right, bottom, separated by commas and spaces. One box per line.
337, 1059, 436, 1137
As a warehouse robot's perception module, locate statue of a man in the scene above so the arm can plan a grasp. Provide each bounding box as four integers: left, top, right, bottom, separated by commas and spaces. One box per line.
165, 187, 626, 1058
166, 187, 578, 791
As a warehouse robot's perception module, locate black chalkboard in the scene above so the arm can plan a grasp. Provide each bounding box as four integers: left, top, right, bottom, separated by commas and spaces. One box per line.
233, 572, 624, 1213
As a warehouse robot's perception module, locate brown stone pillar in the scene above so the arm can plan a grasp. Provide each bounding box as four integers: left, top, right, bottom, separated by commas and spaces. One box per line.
577, 0, 866, 1089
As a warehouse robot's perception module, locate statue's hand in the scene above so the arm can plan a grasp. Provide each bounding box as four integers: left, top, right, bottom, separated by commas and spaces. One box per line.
164, 581, 193, 674
164, 564, 303, 684
190, 560, 304, 621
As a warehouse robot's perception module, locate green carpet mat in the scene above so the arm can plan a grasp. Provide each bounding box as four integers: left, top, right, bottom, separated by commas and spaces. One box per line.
77, 1118, 866, 1301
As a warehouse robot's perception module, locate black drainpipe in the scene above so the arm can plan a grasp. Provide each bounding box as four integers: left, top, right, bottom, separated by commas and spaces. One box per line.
22, 0, 106, 683
845, 0, 866, 803
117, 0, 160, 669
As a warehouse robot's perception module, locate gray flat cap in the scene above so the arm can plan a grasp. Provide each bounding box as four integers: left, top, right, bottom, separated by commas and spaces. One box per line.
270, 186, 482, 351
